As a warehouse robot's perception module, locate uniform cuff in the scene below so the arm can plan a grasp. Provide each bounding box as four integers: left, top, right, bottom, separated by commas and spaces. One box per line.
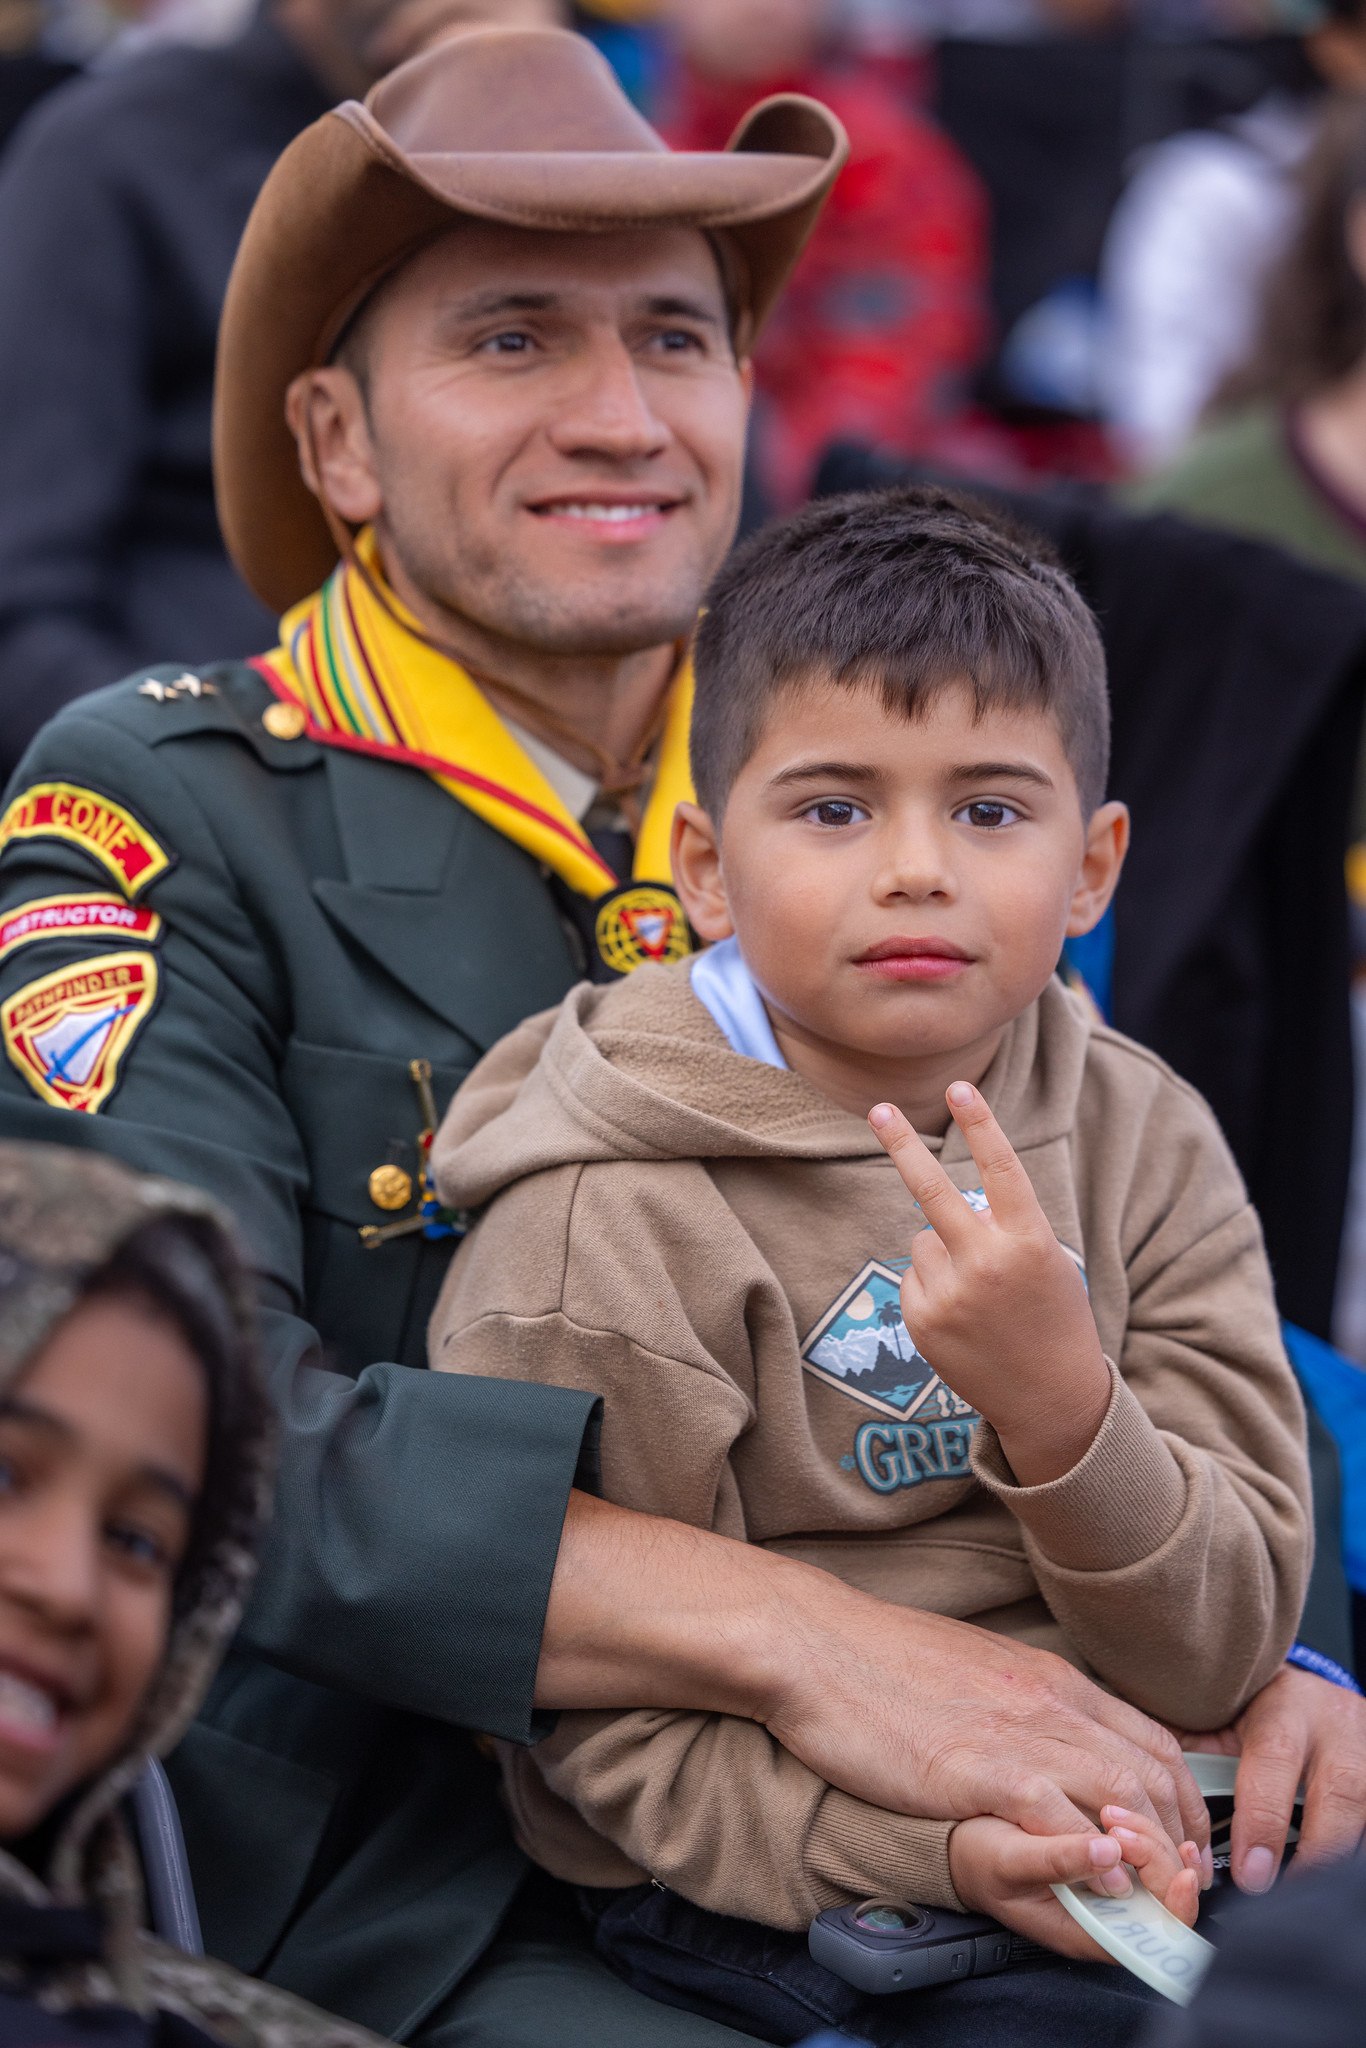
971, 1357, 1187, 1573
805, 1790, 963, 1913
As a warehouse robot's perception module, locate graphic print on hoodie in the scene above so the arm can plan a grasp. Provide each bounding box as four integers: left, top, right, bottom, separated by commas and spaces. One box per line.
426, 959, 1311, 1929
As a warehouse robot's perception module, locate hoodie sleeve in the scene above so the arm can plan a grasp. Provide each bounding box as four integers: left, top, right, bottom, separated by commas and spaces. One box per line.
429, 1150, 968, 1920
970, 1044, 1311, 1731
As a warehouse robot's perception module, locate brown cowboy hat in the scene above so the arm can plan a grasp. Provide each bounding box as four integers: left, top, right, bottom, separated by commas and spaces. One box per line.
214, 26, 848, 615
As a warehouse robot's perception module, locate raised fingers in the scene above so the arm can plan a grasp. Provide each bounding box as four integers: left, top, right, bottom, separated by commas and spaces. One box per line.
943, 1082, 1044, 1230
868, 1102, 978, 1251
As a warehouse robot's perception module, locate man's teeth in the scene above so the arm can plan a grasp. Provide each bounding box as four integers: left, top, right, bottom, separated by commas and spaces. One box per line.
553, 503, 662, 522
0, 1671, 56, 1733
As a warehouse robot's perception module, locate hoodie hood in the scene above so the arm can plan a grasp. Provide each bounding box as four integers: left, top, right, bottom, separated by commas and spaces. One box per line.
431, 959, 1091, 1213
0, 1142, 273, 2002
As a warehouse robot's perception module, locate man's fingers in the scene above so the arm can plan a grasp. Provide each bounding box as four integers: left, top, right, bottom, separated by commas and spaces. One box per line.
1294, 1715, 1366, 1868
1083, 1700, 1210, 1852
943, 1082, 1041, 1229
1230, 1725, 1303, 1891
868, 1102, 977, 1249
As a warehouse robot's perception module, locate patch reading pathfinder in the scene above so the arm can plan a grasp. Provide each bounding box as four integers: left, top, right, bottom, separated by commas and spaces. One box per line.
2, 951, 159, 1112
0, 784, 173, 896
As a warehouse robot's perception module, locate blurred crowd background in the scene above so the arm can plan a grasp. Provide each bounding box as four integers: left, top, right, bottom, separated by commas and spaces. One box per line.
3, 0, 1366, 1638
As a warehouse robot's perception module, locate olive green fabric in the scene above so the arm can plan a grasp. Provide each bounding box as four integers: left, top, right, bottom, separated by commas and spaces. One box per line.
0, 659, 628, 2039
1129, 404, 1366, 590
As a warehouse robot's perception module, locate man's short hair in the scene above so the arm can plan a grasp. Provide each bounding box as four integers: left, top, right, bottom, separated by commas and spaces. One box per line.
690, 486, 1110, 821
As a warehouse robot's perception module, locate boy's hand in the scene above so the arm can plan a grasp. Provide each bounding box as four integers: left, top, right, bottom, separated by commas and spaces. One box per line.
869, 1084, 1111, 1486
948, 1804, 1204, 1961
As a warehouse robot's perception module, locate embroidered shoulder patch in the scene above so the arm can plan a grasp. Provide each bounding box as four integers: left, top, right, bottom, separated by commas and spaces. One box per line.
2, 951, 159, 1112
0, 784, 173, 897
0, 894, 162, 963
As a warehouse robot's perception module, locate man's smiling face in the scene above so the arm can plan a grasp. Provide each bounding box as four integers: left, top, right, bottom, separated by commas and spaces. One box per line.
299, 220, 750, 661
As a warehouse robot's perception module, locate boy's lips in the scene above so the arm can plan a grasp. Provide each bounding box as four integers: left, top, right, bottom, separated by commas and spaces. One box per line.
854, 938, 974, 984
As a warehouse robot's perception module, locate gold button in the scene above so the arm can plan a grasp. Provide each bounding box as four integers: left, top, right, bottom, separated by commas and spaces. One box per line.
263, 701, 307, 741
368, 1164, 413, 1211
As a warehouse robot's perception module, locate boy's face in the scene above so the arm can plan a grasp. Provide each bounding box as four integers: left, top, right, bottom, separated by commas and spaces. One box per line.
0, 1295, 205, 1839
674, 678, 1127, 1087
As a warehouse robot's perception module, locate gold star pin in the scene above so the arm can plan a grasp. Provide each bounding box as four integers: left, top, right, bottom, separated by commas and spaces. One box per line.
263, 701, 307, 741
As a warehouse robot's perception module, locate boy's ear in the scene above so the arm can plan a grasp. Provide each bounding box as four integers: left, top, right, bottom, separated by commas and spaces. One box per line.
1065, 799, 1130, 938
671, 802, 735, 943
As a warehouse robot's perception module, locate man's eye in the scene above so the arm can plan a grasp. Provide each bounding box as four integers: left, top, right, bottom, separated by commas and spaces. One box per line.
481, 331, 533, 355
655, 329, 703, 353
803, 800, 867, 828
957, 801, 1020, 830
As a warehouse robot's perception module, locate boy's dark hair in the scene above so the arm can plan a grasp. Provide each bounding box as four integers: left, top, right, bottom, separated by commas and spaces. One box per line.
691, 486, 1109, 820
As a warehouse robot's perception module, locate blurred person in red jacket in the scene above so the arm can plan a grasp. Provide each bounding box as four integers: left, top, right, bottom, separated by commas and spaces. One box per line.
651, 0, 990, 511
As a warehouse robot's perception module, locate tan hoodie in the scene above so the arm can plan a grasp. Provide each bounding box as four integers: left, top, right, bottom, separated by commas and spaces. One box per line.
428, 963, 1311, 1929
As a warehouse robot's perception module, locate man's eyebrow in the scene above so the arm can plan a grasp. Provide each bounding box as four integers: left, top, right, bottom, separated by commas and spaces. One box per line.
946, 760, 1055, 789
443, 289, 560, 321
642, 294, 723, 327
0, 1396, 195, 1510
440, 290, 723, 327
767, 760, 882, 789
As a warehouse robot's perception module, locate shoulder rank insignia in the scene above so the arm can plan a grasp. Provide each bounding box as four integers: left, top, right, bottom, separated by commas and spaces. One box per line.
2, 951, 159, 1112
594, 883, 692, 978
0, 894, 162, 963
0, 784, 174, 898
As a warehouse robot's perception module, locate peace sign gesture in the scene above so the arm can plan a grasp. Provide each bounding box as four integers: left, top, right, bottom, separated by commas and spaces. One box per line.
869, 1084, 1111, 1488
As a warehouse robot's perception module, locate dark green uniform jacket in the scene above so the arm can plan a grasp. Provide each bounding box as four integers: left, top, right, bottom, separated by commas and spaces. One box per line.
0, 660, 601, 2038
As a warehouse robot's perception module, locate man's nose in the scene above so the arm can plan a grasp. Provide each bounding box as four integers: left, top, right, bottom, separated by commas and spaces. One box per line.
547, 334, 671, 463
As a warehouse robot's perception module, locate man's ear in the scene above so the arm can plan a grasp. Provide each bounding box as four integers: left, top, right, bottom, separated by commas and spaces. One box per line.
672, 801, 735, 942
285, 368, 382, 526
1066, 799, 1130, 937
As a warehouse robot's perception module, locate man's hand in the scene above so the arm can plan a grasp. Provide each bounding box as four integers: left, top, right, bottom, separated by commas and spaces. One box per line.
1172, 1665, 1366, 1890
868, 1085, 1111, 1485
949, 1802, 1203, 1959
764, 1576, 1210, 1860
539, 1492, 1211, 1857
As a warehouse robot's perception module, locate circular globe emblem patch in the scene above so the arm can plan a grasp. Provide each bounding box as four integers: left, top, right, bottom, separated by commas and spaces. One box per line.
594, 884, 692, 977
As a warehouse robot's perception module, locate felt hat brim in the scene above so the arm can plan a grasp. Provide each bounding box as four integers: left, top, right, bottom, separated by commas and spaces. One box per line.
214, 27, 848, 615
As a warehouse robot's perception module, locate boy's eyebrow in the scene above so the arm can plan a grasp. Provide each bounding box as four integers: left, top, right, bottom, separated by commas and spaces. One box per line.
947, 760, 1055, 790
0, 1395, 196, 1510
766, 760, 882, 789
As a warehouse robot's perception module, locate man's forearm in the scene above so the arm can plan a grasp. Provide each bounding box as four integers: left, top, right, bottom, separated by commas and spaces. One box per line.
536, 1489, 1210, 1855
534, 1487, 790, 1721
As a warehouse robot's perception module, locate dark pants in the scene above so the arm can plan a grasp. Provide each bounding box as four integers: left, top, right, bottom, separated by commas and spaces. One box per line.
581, 1884, 1165, 2048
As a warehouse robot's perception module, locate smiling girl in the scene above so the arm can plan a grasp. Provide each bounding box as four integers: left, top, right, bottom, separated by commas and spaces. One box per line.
0, 1142, 379, 2048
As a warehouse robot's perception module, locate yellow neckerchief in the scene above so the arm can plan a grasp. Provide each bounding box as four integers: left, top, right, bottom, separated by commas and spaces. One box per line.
252, 530, 694, 901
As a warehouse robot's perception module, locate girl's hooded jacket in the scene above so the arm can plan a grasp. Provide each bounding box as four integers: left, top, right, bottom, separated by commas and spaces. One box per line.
0, 1142, 380, 2048
428, 961, 1311, 1929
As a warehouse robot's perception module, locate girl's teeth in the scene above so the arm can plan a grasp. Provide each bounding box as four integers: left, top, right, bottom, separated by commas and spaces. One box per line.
0, 1671, 55, 1731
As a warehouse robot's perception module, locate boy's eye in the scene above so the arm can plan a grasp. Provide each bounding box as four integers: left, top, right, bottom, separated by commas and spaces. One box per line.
802, 800, 868, 829
956, 801, 1021, 831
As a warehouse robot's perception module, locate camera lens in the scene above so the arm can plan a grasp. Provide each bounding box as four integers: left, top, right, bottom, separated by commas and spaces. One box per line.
853, 1901, 926, 1934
